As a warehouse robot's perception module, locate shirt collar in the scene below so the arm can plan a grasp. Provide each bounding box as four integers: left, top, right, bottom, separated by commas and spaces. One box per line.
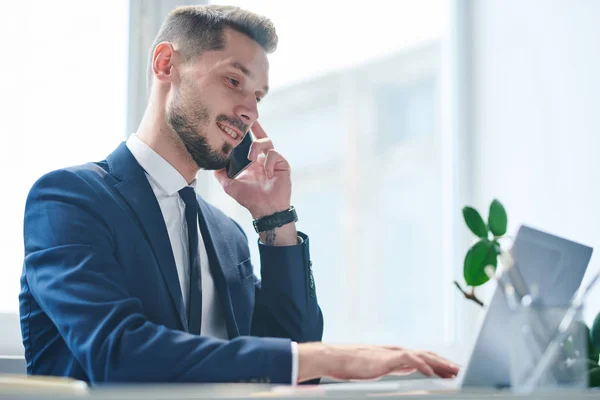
126, 134, 196, 196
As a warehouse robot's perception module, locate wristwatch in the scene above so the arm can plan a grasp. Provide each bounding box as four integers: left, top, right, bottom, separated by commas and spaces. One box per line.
253, 206, 298, 233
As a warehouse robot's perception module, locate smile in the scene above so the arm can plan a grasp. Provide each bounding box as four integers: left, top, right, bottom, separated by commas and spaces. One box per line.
217, 122, 239, 140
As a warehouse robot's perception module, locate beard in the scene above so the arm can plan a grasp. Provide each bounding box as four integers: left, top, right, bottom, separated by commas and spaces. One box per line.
166, 91, 231, 171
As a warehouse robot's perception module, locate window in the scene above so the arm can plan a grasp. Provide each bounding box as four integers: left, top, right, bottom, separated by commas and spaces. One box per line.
205, 0, 465, 358
0, 1, 129, 313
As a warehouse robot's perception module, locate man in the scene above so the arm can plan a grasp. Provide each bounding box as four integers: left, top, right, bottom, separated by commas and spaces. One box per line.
19, 5, 459, 384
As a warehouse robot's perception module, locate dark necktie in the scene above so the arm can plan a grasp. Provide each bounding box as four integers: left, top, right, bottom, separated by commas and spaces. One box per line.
178, 187, 202, 334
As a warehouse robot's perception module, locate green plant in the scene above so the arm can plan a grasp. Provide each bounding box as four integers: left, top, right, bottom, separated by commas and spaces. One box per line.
454, 199, 507, 307
457, 198, 600, 387
575, 321, 600, 387
591, 313, 600, 387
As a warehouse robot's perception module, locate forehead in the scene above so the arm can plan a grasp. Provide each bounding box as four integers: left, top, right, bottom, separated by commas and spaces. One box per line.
191, 28, 269, 83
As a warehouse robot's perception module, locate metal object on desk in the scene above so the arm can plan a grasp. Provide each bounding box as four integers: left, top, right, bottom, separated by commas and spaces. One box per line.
509, 305, 589, 392
491, 240, 598, 392
516, 269, 600, 392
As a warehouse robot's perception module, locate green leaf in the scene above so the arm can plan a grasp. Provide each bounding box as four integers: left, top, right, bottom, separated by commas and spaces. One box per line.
462, 207, 488, 238
585, 328, 600, 364
586, 359, 600, 370
591, 312, 600, 350
590, 367, 600, 388
464, 239, 498, 286
573, 321, 599, 363
488, 199, 508, 236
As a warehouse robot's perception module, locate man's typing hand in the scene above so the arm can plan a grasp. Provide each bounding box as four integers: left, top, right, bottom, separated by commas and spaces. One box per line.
297, 343, 459, 383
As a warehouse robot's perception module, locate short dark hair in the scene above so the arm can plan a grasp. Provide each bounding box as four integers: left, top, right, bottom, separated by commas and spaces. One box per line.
147, 5, 278, 93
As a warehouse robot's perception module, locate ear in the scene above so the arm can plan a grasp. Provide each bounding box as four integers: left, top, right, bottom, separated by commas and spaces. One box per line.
152, 42, 178, 84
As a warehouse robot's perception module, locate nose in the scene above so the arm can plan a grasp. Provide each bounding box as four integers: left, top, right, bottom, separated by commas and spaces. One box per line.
234, 95, 259, 125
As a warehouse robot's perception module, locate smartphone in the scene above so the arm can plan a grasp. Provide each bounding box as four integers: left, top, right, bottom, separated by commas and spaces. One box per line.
225, 131, 254, 179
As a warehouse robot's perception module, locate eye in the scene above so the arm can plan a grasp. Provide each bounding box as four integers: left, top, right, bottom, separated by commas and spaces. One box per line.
227, 77, 240, 87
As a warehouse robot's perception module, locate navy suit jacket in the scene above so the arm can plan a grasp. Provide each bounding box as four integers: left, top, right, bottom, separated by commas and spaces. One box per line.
19, 143, 323, 384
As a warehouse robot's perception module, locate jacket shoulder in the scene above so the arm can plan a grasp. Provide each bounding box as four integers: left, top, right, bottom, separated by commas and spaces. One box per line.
29, 161, 110, 191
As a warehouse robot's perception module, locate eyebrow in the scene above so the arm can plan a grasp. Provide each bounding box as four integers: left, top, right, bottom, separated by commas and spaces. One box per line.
228, 61, 269, 95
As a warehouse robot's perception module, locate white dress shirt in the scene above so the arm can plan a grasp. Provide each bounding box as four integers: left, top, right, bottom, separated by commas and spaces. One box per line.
127, 134, 227, 339
126, 134, 298, 383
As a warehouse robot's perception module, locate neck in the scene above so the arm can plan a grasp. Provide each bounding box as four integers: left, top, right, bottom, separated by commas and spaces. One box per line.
135, 87, 199, 184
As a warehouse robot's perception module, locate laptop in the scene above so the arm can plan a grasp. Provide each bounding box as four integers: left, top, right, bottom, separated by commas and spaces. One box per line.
318, 225, 593, 394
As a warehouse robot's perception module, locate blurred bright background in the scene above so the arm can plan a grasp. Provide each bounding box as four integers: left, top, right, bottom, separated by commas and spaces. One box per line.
1, 0, 600, 368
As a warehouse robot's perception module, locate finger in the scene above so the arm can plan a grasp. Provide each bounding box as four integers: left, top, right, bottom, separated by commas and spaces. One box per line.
425, 351, 457, 367
429, 361, 459, 377
419, 353, 460, 377
422, 351, 460, 372
434, 364, 460, 378
264, 149, 290, 179
406, 353, 435, 377
250, 120, 269, 140
393, 353, 434, 377
433, 369, 457, 379
248, 137, 274, 160
437, 371, 457, 379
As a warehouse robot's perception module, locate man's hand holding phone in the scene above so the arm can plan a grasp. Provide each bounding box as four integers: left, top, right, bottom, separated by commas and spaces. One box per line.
214, 121, 298, 246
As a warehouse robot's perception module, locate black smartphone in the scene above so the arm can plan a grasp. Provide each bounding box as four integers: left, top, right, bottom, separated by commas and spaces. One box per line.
225, 131, 254, 179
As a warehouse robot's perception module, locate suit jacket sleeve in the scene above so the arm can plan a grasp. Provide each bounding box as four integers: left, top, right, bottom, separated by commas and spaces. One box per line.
23, 169, 293, 384
248, 229, 324, 343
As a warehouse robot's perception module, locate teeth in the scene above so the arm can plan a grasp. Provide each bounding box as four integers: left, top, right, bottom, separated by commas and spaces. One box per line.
218, 123, 238, 139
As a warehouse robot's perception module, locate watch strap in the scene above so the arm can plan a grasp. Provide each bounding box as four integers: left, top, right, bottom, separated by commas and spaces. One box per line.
253, 206, 298, 233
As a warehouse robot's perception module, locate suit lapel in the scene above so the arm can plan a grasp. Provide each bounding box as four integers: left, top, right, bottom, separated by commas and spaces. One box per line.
106, 143, 187, 330
197, 200, 241, 338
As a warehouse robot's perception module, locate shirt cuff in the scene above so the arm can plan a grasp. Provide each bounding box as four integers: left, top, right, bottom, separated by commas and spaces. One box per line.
259, 236, 303, 246
291, 341, 299, 385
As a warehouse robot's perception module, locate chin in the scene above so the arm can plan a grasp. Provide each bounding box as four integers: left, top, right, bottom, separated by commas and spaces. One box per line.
220, 141, 233, 156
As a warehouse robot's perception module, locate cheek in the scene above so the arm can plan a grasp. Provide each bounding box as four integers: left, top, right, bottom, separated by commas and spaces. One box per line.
181, 92, 212, 125
209, 80, 239, 108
